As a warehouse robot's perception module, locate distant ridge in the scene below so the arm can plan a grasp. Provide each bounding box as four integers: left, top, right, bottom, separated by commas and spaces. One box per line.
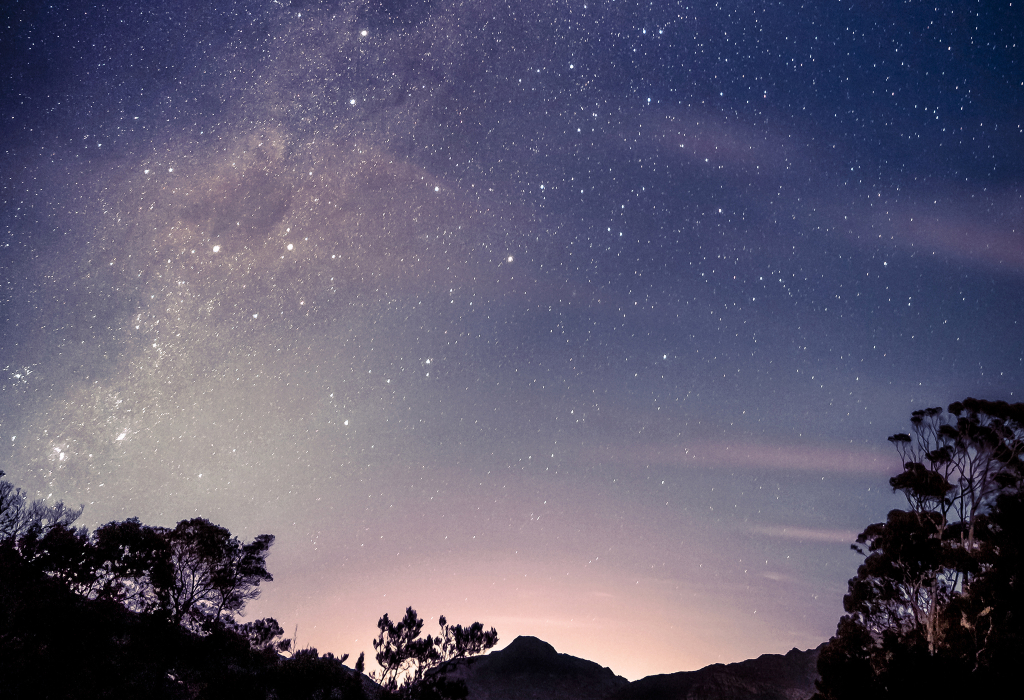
607, 644, 824, 700
441, 636, 823, 700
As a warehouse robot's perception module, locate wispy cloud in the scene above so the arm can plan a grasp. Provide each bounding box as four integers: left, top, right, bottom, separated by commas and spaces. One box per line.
750, 525, 858, 544
895, 194, 1024, 272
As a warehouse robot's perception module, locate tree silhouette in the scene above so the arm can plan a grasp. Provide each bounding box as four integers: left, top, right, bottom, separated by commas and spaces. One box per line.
0, 470, 366, 699
814, 398, 1024, 699
0, 469, 82, 543
373, 606, 498, 699
17, 520, 95, 594
437, 615, 500, 662
162, 517, 274, 630
2, 486, 277, 634
91, 516, 174, 612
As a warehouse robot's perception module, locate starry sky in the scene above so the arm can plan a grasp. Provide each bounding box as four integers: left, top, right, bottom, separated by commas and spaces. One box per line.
2, 0, 1022, 681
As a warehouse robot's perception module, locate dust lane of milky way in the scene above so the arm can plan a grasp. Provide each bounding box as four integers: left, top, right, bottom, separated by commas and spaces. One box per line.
1, 0, 1021, 681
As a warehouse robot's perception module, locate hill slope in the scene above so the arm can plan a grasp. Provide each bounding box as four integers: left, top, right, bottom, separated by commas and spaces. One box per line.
607, 645, 823, 700
441, 636, 822, 700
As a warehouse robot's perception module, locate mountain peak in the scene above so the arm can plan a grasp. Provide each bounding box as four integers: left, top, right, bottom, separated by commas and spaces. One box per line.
444, 635, 628, 700
500, 635, 559, 659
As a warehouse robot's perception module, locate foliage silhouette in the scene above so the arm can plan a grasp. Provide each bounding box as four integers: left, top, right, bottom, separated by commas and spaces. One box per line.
0, 469, 82, 543
162, 517, 274, 630
0, 470, 367, 699
373, 606, 498, 699
814, 398, 1024, 699
91, 516, 174, 612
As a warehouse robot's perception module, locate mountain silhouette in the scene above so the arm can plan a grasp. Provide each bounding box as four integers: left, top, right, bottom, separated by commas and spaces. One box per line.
440, 636, 822, 700
607, 645, 823, 700
443, 635, 629, 700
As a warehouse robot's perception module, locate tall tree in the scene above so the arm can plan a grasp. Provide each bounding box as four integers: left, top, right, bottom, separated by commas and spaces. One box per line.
814, 398, 1024, 699
162, 517, 274, 629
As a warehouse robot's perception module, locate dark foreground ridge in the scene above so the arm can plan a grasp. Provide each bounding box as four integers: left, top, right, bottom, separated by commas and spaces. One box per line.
607, 645, 823, 700
444, 635, 823, 700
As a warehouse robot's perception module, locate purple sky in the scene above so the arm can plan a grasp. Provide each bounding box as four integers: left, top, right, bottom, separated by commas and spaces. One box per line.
2, 0, 1021, 681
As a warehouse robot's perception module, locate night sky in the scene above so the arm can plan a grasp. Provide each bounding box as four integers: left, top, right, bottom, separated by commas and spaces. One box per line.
2, 0, 1022, 681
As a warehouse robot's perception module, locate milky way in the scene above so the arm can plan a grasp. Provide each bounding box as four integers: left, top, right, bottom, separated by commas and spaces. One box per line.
2, 0, 1022, 680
